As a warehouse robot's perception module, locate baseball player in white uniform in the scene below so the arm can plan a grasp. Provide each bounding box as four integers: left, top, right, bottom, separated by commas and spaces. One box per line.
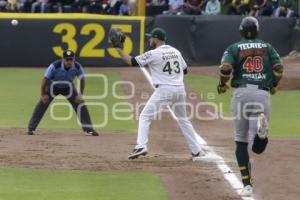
114, 27, 205, 160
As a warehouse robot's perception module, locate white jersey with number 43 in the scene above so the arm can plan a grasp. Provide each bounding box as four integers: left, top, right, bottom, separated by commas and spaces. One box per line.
135, 45, 187, 86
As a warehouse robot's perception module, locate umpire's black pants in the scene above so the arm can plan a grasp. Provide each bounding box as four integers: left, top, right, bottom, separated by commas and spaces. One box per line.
28, 84, 94, 132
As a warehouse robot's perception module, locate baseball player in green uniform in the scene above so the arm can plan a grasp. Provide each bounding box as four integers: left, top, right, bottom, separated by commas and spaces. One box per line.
218, 17, 283, 197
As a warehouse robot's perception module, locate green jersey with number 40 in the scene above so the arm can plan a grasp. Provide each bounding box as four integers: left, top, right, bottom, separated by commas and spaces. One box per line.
221, 39, 281, 88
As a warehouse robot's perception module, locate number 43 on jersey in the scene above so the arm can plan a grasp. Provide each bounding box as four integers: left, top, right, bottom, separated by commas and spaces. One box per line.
163, 61, 180, 75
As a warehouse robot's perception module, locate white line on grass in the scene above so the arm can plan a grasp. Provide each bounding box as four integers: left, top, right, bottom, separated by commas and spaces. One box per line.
139, 67, 255, 200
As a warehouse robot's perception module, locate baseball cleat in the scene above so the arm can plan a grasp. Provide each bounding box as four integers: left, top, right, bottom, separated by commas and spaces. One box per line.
240, 185, 253, 197
27, 130, 34, 135
191, 150, 206, 161
85, 130, 99, 136
257, 113, 268, 139
128, 148, 148, 160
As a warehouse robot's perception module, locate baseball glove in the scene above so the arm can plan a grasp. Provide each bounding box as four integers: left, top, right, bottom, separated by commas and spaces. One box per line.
109, 28, 126, 49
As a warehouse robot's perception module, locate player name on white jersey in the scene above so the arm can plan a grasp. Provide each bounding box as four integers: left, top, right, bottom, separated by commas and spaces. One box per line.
162, 54, 179, 60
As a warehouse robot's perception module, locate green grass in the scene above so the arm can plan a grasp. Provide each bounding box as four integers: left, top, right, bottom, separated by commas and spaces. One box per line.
186, 75, 232, 116
270, 91, 300, 136
0, 68, 136, 132
0, 168, 168, 200
185, 74, 300, 137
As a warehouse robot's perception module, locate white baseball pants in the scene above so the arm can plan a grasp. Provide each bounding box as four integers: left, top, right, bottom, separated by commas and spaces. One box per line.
135, 85, 202, 154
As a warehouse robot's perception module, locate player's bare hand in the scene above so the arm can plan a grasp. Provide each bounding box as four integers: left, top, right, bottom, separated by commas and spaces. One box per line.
217, 83, 229, 94
41, 94, 49, 104
270, 87, 277, 95
75, 95, 83, 104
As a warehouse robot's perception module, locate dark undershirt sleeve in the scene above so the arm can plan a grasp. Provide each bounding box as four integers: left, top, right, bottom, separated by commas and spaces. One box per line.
183, 68, 188, 75
131, 57, 139, 67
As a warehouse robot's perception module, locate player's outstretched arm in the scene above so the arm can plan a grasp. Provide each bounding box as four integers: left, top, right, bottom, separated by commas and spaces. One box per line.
116, 48, 133, 66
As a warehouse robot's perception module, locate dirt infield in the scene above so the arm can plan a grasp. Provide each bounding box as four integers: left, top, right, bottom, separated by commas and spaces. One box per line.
0, 65, 299, 200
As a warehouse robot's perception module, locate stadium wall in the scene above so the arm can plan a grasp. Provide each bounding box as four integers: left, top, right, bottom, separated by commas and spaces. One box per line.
292, 20, 300, 51
0, 13, 145, 67
0, 13, 297, 67
152, 15, 296, 66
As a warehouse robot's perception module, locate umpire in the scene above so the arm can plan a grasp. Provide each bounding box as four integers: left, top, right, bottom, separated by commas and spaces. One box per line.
27, 50, 98, 136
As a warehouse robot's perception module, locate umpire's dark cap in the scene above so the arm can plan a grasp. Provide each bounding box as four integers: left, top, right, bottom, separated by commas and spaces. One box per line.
63, 50, 75, 59
146, 28, 167, 41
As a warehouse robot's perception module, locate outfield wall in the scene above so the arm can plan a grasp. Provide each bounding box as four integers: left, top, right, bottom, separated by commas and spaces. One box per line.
292, 20, 300, 51
0, 13, 296, 67
0, 14, 145, 67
